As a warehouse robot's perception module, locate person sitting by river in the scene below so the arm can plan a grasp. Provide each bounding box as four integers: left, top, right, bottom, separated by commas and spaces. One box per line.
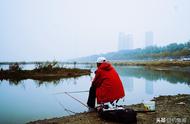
87, 57, 125, 109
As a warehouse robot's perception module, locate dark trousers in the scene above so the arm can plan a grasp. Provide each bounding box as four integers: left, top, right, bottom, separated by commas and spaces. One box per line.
87, 85, 96, 108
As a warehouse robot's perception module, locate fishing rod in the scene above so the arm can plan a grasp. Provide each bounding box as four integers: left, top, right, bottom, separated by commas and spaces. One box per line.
64, 92, 89, 108
53, 90, 89, 95
53, 90, 89, 108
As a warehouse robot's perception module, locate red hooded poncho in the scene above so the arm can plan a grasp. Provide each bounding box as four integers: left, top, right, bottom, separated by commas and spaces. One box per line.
92, 62, 125, 104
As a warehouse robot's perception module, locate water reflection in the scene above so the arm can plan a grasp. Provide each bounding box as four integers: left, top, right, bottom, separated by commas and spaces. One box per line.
116, 66, 190, 85
34, 77, 80, 87
0, 77, 81, 88
145, 80, 153, 95
120, 77, 134, 92
116, 66, 190, 97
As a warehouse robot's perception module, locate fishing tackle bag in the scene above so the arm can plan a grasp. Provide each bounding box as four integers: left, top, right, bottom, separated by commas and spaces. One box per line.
97, 105, 137, 124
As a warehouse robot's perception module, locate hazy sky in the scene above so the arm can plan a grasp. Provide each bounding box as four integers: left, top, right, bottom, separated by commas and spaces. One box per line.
0, 0, 190, 61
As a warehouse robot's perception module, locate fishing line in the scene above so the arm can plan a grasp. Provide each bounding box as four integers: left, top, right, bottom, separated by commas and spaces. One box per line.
53, 90, 89, 95
53, 95, 76, 115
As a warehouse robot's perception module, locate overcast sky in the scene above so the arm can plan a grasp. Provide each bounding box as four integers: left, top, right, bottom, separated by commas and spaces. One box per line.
0, 0, 190, 61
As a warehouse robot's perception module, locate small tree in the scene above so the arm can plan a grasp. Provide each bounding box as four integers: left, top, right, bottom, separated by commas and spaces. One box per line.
34, 61, 59, 71
9, 63, 22, 71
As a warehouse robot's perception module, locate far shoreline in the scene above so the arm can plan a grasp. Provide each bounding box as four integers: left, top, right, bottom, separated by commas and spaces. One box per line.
0, 60, 190, 82
1, 60, 190, 67
111, 60, 190, 67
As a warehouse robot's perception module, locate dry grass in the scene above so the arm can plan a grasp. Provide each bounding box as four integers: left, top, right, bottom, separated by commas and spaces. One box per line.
112, 60, 190, 67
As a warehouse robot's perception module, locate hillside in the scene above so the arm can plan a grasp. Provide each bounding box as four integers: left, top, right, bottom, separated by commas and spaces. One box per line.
73, 42, 190, 62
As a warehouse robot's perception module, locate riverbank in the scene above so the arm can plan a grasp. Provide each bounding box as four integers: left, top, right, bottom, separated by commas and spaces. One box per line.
28, 94, 190, 124
112, 60, 190, 67
112, 60, 190, 73
0, 68, 91, 82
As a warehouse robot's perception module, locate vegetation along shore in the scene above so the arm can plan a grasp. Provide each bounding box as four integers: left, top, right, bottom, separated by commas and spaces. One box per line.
0, 61, 91, 82
112, 60, 190, 67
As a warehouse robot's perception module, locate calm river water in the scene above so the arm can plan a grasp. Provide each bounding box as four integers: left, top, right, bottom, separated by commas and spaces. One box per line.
0, 65, 190, 124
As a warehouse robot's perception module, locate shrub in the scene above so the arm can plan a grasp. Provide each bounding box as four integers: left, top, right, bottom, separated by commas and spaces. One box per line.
9, 63, 22, 71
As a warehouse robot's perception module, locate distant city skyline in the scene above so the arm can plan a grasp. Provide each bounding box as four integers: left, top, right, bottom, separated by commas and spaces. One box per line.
118, 31, 155, 51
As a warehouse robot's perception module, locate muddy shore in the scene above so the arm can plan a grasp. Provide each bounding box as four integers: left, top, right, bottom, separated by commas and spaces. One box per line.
28, 94, 190, 124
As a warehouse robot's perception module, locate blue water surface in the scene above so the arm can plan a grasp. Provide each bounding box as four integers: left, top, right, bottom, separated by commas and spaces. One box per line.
0, 65, 190, 124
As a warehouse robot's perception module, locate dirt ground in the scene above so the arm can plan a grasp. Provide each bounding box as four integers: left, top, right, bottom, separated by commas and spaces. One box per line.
28, 94, 190, 124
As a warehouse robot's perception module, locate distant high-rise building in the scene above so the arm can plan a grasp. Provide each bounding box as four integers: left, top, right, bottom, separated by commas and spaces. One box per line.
145, 31, 154, 47
118, 32, 126, 50
118, 32, 133, 51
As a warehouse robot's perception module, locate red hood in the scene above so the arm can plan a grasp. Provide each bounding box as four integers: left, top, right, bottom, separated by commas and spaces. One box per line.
98, 62, 112, 71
